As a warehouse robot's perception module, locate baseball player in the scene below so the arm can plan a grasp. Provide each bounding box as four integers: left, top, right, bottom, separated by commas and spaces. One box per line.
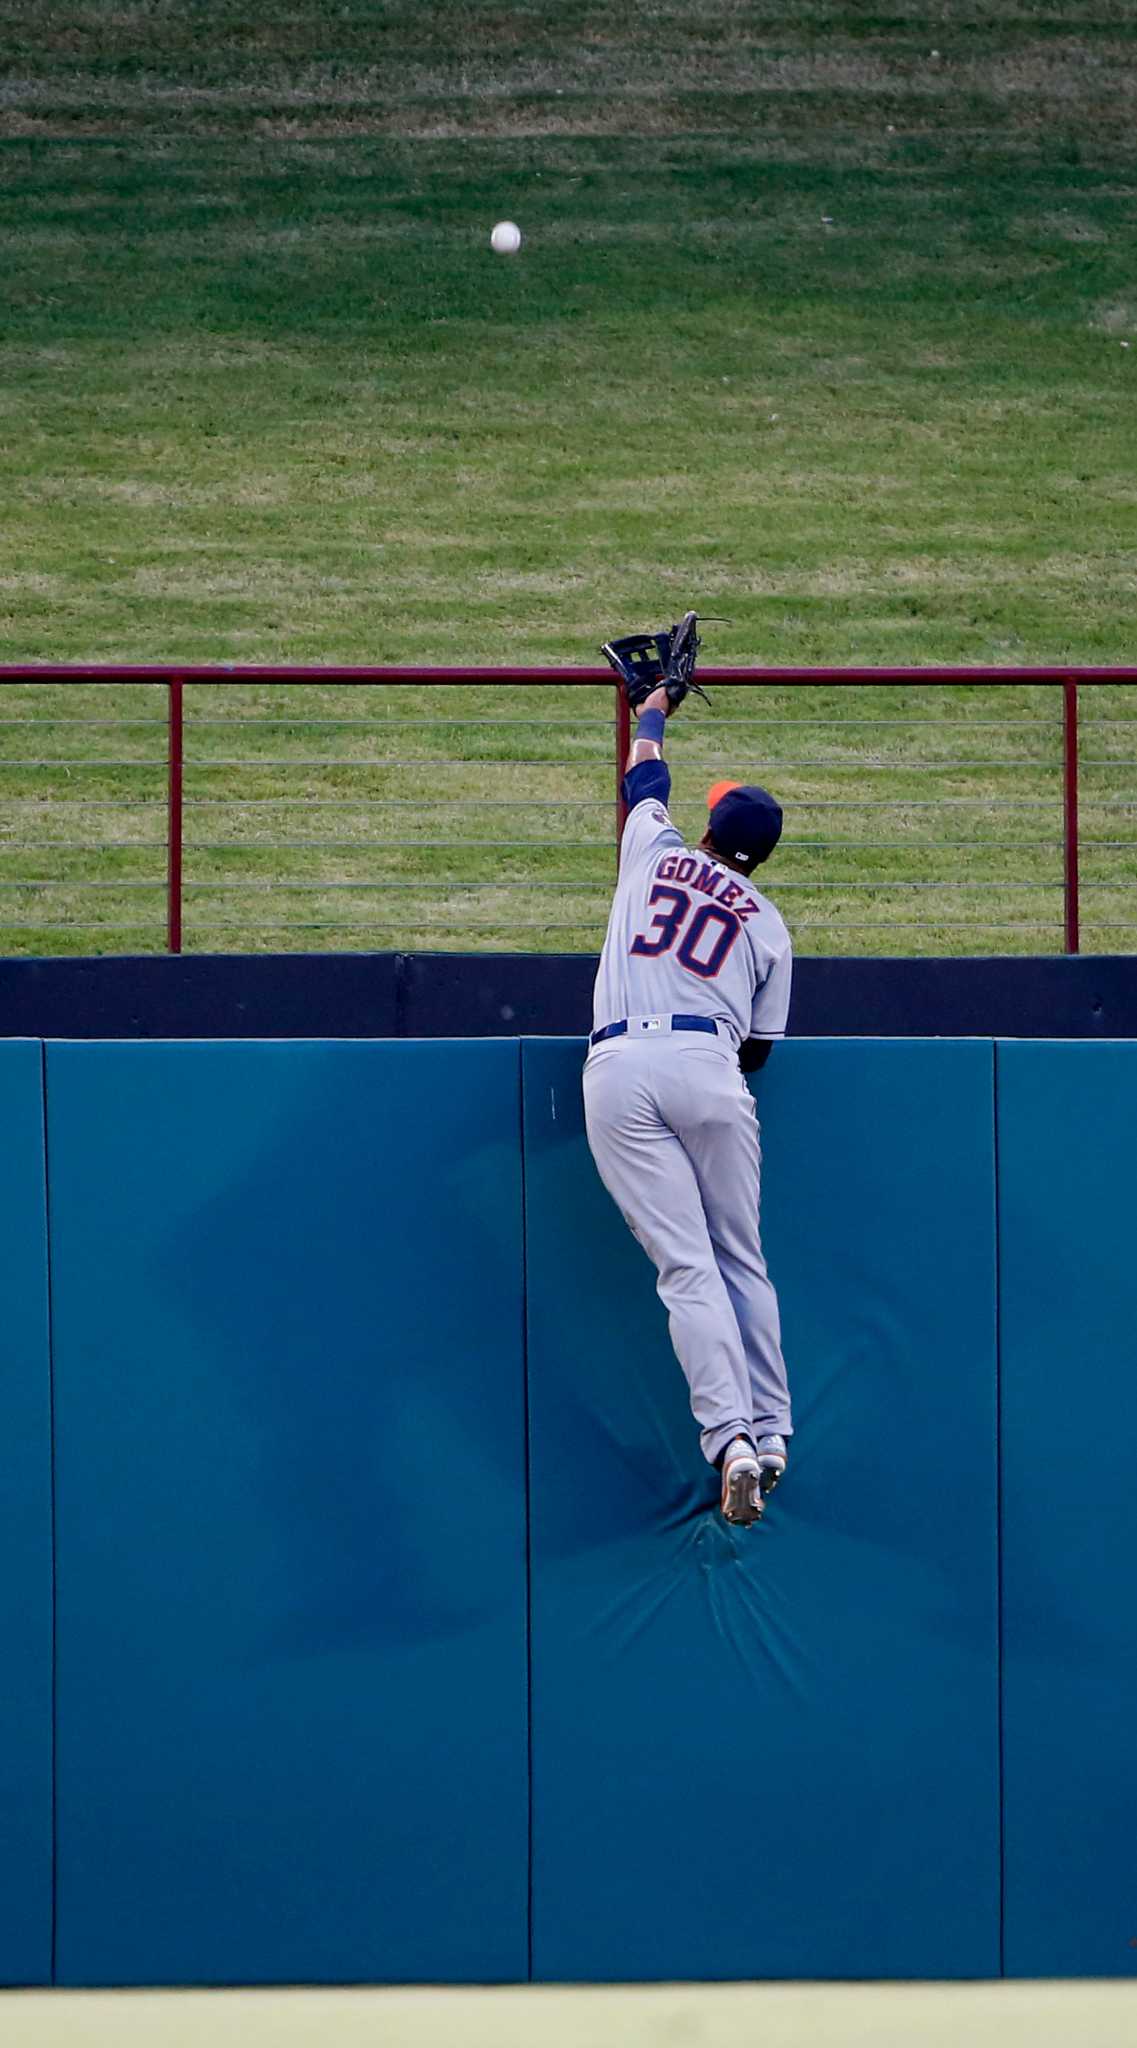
585, 614, 793, 1527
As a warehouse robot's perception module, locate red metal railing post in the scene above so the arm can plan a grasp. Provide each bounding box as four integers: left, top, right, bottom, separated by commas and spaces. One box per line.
615, 687, 631, 850
1062, 678, 1080, 955
167, 678, 184, 953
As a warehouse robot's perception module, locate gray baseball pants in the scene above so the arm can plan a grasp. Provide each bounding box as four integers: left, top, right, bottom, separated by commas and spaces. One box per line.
583, 1031, 792, 1468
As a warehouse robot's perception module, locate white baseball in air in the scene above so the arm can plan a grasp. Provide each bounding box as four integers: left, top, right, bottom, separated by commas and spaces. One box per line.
491, 220, 522, 255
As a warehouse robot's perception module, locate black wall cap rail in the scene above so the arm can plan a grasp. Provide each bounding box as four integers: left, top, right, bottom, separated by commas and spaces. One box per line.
0, 952, 1134, 1042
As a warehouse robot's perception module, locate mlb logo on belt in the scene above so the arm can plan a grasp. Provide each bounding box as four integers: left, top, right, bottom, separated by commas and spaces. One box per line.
640, 1016, 665, 1032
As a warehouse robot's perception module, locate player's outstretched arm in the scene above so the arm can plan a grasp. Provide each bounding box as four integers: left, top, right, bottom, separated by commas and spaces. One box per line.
626, 684, 675, 770
622, 686, 677, 819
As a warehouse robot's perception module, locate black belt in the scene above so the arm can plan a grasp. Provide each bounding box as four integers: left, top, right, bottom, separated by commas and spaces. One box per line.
590, 1014, 718, 1047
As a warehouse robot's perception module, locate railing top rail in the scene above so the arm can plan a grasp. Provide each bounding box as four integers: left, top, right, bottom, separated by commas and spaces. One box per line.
0, 666, 1135, 686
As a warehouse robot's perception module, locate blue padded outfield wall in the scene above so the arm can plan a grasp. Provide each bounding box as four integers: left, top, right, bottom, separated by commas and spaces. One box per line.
0, 1042, 53, 1986
998, 1043, 1137, 1979
45, 1041, 529, 1987
0, 1036, 1134, 1984
523, 1038, 999, 1981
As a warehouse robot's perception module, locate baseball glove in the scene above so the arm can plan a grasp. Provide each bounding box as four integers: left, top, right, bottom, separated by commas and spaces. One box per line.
601, 610, 709, 712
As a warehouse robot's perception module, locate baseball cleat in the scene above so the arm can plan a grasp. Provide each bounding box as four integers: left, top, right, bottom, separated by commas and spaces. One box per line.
753, 1434, 788, 1501
720, 1437, 763, 1526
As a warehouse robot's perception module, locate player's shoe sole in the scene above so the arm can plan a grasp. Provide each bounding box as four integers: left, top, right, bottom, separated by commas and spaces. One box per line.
753, 1434, 788, 1506
721, 1440, 763, 1526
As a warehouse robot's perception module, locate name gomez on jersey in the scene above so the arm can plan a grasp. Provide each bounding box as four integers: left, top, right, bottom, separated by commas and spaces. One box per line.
591, 783, 793, 1049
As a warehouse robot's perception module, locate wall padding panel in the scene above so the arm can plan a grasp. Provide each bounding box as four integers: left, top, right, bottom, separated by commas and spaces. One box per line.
998, 1041, 1137, 1978
46, 1040, 528, 1987
0, 1041, 53, 1986
523, 1036, 1000, 1981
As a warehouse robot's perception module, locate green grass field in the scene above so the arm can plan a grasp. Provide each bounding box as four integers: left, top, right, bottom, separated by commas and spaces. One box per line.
1, 2, 1134, 955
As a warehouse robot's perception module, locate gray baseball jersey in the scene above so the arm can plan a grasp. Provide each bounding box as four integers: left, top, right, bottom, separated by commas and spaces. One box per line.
591, 788, 793, 1046
584, 764, 793, 1470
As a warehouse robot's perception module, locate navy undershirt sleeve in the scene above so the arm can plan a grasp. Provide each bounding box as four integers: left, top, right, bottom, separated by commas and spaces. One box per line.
622, 758, 672, 810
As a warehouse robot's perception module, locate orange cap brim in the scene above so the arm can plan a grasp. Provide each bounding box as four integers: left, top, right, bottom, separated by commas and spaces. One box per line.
706, 779, 740, 810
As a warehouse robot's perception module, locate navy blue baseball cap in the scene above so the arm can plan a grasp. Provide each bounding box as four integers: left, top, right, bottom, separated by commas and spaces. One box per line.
706, 780, 783, 869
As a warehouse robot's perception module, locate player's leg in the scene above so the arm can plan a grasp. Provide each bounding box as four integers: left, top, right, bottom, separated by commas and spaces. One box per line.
660, 1044, 793, 1449
583, 1045, 753, 1468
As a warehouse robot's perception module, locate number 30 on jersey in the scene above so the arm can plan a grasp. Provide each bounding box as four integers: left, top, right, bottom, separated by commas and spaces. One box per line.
630, 885, 741, 980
